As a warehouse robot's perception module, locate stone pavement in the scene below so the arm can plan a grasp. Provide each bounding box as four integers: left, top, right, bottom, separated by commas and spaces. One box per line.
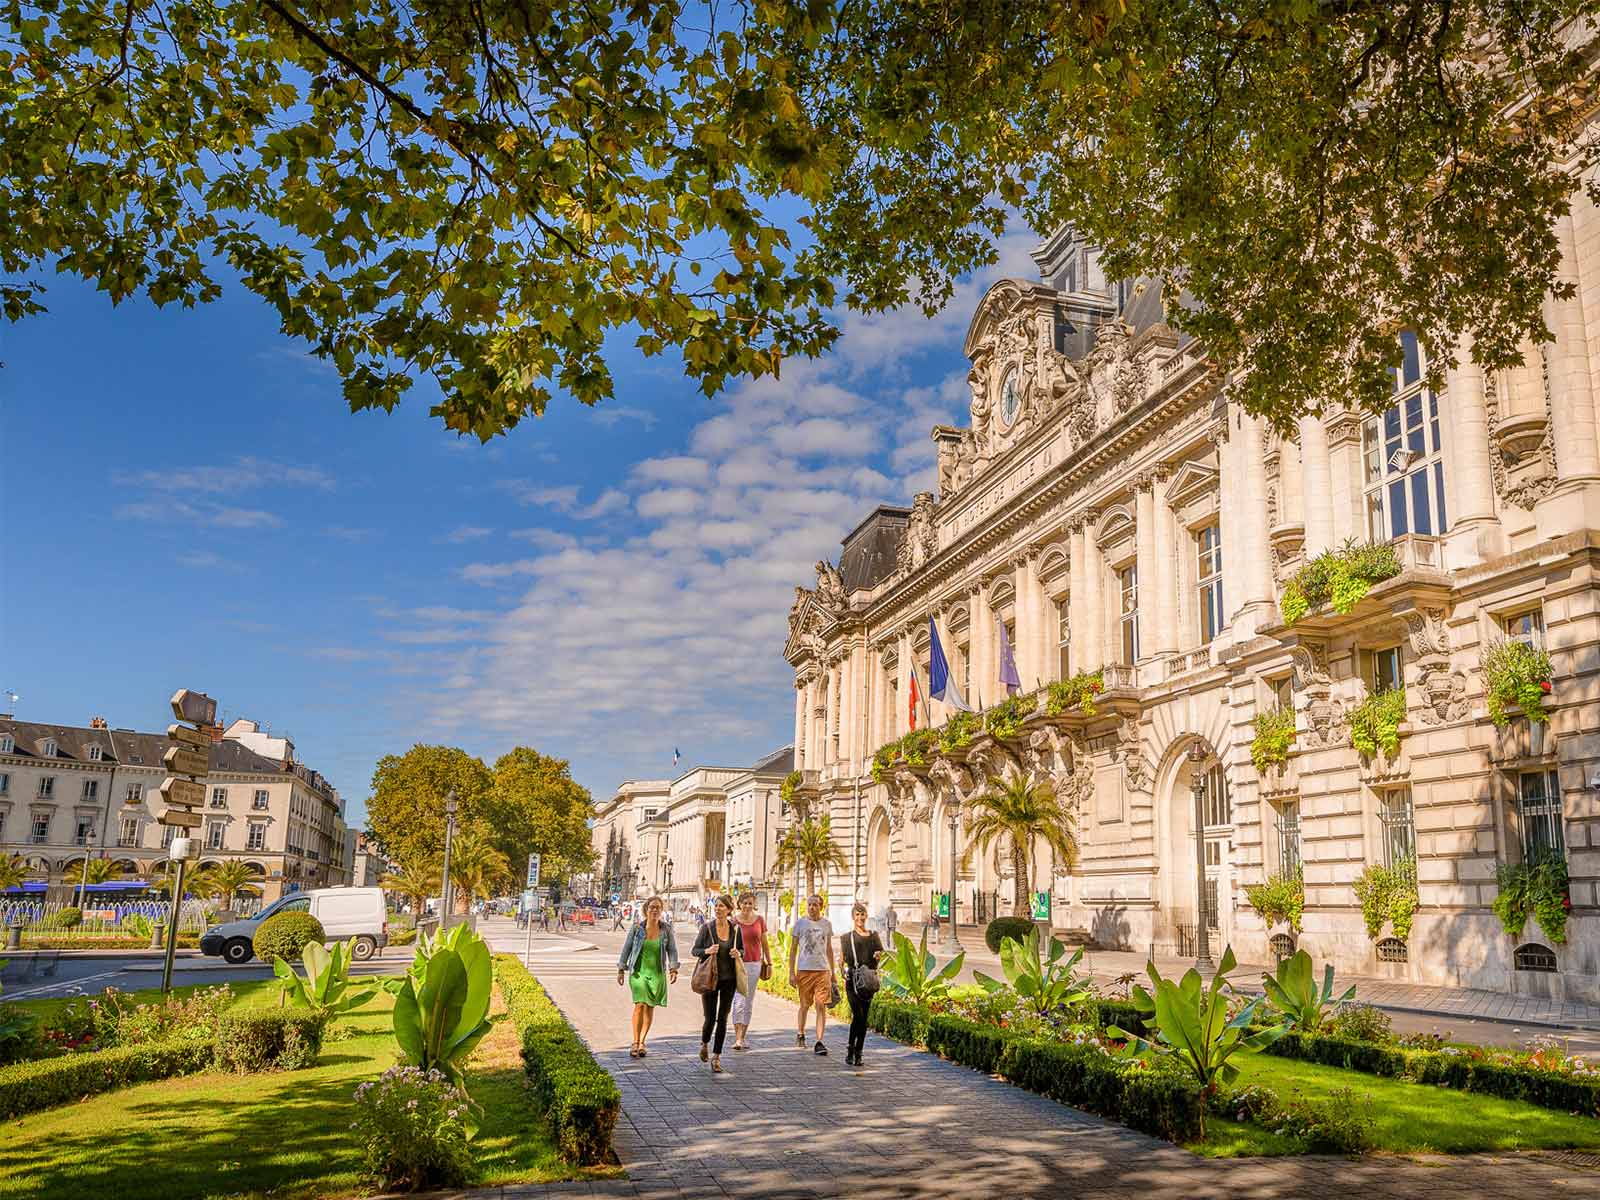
442, 922, 1600, 1199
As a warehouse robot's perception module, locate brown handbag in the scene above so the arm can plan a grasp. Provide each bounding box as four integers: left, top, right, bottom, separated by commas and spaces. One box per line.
760, 960, 772, 981
690, 952, 717, 994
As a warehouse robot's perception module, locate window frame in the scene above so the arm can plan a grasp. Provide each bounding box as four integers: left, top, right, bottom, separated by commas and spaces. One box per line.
1517, 769, 1565, 860
1378, 787, 1416, 868
1361, 331, 1449, 542
1370, 644, 1403, 694
1118, 564, 1140, 665
1503, 608, 1545, 648
1195, 523, 1224, 645
1056, 600, 1071, 681
1276, 799, 1302, 878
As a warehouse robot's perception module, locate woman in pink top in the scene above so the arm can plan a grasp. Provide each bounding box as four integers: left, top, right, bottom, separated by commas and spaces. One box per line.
730, 891, 769, 1050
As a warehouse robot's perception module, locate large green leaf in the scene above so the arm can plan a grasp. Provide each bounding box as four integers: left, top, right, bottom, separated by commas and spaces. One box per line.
393, 977, 425, 1064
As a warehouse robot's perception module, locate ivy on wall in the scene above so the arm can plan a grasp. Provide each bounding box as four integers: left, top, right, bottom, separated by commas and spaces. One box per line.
1353, 857, 1418, 941
1347, 687, 1406, 756
1250, 705, 1296, 773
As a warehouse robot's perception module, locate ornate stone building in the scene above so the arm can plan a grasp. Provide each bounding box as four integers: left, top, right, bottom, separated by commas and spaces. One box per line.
784, 219, 1600, 1002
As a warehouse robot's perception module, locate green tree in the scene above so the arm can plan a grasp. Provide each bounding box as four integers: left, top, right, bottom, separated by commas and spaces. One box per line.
963, 773, 1078, 916
194, 859, 264, 908
75, 858, 123, 886
7, 3, 1593, 435
485, 748, 596, 889
365, 745, 493, 872
774, 816, 848, 899
381, 859, 441, 914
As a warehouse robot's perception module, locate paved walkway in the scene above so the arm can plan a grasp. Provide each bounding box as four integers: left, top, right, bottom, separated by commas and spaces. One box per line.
435, 921, 1600, 1199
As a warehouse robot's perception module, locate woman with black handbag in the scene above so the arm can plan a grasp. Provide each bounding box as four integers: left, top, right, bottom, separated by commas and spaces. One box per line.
840, 902, 884, 1068
690, 893, 744, 1073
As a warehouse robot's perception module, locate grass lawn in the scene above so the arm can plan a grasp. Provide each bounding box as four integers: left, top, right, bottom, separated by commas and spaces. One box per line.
10, 978, 284, 1026
1189, 1048, 1600, 1157
0, 981, 606, 1199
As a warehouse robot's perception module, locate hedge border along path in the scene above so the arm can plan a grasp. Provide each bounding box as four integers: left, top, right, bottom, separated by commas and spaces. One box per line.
867, 995, 1205, 1144
0, 1038, 214, 1120
494, 954, 621, 1166
1263, 1030, 1600, 1116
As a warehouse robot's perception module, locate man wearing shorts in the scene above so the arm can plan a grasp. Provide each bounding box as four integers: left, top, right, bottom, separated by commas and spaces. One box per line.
788, 893, 837, 1056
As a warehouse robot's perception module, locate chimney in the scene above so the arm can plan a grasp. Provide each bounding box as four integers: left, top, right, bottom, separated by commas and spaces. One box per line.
90, 716, 108, 730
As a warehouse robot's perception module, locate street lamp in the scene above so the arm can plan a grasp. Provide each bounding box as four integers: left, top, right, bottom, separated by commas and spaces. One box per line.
943, 798, 964, 953
75, 826, 96, 909
1188, 741, 1215, 973
723, 846, 733, 894
440, 790, 458, 928
665, 857, 674, 890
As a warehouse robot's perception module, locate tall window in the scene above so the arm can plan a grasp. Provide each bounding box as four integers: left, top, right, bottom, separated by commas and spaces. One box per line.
1196, 524, 1223, 644
0, 773, 7, 794
74, 819, 92, 845
1362, 330, 1449, 541
30, 815, 49, 843
207, 821, 225, 851
1371, 645, 1403, 693
1518, 770, 1565, 859
81, 779, 98, 801
247, 823, 267, 851
1505, 609, 1545, 647
210, 787, 228, 808
958, 642, 970, 699
37, 776, 54, 798
253, 789, 269, 810
119, 816, 138, 847
1202, 764, 1231, 828
1057, 602, 1071, 680
1379, 788, 1416, 867
1119, 565, 1140, 664
125, 782, 144, 803
161, 825, 176, 849
1276, 799, 1302, 877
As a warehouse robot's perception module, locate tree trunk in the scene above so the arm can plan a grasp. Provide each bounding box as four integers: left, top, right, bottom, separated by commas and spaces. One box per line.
805, 868, 816, 901
1013, 838, 1031, 916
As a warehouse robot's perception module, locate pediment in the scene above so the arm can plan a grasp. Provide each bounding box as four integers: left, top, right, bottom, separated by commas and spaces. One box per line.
783, 593, 837, 663
1166, 459, 1220, 505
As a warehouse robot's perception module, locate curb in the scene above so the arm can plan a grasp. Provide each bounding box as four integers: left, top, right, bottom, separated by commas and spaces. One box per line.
0, 949, 202, 960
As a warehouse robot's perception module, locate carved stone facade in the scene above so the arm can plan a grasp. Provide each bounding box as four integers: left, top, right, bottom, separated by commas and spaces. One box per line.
781, 217, 1600, 1005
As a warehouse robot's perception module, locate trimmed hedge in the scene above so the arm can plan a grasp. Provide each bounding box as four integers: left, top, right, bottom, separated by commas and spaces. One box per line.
253, 912, 324, 963
1264, 1031, 1600, 1116
0, 1037, 213, 1119
1092, 999, 1152, 1037
984, 917, 1036, 954
868, 996, 1205, 1143
495, 955, 620, 1165
213, 1011, 325, 1072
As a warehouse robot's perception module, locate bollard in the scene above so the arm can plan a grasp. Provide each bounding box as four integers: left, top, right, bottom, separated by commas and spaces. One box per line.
149, 923, 164, 951
5, 924, 19, 951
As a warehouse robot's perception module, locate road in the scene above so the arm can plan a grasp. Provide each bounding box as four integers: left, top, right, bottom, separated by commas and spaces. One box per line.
0, 947, 411, 1002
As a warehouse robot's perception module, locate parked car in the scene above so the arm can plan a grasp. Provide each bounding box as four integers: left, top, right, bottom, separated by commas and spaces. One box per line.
199, 886, 389, 964
570, 906, 596, 926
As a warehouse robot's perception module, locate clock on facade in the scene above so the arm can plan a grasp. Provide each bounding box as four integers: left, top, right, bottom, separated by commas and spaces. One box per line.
999, 368, 1020, 428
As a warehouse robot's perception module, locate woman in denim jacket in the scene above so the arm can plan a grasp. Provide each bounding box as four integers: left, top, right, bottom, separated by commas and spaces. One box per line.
618, 895, 680, 1057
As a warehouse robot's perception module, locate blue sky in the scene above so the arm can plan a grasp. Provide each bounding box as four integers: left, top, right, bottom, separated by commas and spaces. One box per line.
2, 231, 1039, 827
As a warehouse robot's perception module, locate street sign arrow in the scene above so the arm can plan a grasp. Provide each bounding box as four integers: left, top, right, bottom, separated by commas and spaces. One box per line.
162, 745, 210, 777
170, 689, 217, 726
159, 777, 205, 807
159, 807, 204, 829
166, 723, 211, 749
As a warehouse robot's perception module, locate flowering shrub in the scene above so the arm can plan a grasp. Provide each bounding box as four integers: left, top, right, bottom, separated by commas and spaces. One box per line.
1525, 1034, 1600, 1080
1481, 638, 1554, 726
937, 710, 981, 753
92, 984, 234, 1048
984, 692, 1039, 741
1326, 1003, 1392, 1044
1045, 671, 1104, 717
1395, 1028, 1448, 1052
352, 1065, 474, 1191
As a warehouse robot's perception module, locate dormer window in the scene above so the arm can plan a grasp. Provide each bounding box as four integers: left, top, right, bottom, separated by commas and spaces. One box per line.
87, 744, 103, 762
41, 738, 57, 758
0, 735, 11, 754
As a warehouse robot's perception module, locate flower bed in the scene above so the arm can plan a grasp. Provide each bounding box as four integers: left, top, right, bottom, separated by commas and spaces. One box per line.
494, 954, 620, 1165
867, 995, 1205, 1143
1262, 1030, 1600, 1115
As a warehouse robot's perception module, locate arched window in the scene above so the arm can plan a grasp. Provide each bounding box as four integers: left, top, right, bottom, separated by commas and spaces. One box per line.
1514, 943, 1558, 973
1269, 933, 1296, 962
1376, 937, 1408, 963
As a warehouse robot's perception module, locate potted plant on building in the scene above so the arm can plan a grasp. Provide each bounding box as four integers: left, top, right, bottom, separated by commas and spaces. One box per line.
1481, 638, 1555, 727
1250, 704, 1296, 776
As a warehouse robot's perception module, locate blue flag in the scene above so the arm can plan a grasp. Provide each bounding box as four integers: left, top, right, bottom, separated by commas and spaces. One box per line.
997, 616, 1021, 696
927, 617, 972, 712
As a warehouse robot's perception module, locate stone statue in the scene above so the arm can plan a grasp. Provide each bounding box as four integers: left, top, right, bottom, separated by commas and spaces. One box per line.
967, 358, 992, 455
814, 559, 847, 613
787, 585, 808, 634
896, 492, 939, 574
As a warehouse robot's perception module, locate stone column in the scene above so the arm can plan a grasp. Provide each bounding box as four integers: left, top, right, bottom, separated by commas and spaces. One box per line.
1011, 557, 1032, 690
968, 586, 989, 709
1081, 518, 1106, 671
1152, 470, 1179, 656
837, 646, 857, 769
794, 682, 807, 765
1277, 429, 1303, 533
1298, 414, 1334, 557
1069, 521, 1090, 675
896, 629, 913, 736
1538, 209, 1600, 535
1135, 480, 1158, 664
1443, 333, 1504, 563
1326, 412, 1365, 546
1026, 552, 1049, 688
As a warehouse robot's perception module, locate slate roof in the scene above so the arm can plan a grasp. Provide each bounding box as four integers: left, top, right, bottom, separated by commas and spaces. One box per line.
749, 744, 795, 776
839, 506, 910, 595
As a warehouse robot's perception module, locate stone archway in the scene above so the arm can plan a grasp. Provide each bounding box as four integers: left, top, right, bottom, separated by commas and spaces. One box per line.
1152, 730, 1237, 959
866, 807, 892, 921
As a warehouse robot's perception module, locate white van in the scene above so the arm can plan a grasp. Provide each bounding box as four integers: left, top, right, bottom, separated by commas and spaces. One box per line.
199, 886, 389, 964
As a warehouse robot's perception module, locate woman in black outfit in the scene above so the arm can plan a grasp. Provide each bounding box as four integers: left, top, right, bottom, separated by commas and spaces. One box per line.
692, 893, 744, 1073
840, 902, 884, 1067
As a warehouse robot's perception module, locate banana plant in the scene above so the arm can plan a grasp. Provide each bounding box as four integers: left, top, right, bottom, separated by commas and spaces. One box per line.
392, 925, 496, 1087
974, 926, 1094, 1016
878, 927, 965, 1006
1260, 949, 1355, 1032
273, 939, 376, 1022
1107, 946, 1286, 1131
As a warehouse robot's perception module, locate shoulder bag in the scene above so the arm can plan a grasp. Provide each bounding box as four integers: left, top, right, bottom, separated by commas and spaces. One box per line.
848, 933, 881, 996
690, 948, 717, 994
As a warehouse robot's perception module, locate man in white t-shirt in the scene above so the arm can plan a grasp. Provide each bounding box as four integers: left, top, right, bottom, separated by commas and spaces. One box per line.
788, 894, 837, 1055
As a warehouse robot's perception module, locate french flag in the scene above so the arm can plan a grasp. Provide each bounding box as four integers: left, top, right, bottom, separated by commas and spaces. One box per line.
672, 747, 681, 767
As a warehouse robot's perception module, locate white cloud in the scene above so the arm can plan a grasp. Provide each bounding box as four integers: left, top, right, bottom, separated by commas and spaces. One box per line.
117, 457, 336, 494
591, 405, 659, 429
440, 525, 493, 543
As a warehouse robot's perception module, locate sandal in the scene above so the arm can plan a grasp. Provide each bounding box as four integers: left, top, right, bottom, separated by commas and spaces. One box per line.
638, 1046, 648, 1057
699, 1043, 709, 1062
630, 1045, 641, 1058
711, 1055, 723, 1073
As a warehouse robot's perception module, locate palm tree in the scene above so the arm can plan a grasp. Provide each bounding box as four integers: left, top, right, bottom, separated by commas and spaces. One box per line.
774, 815, 849, 899
197, 859, 263, 908
448, 833, 510, 911
963, 772, 1078, 916
381, 859, 441, 913
79, 858, 124, 885
0, 854, 26, 892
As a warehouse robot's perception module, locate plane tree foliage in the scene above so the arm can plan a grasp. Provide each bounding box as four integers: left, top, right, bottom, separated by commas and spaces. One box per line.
6, 0, 1598, 435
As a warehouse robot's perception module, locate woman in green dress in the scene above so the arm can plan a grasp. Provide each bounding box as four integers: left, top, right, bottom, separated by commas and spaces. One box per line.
618, 895, 679, 1057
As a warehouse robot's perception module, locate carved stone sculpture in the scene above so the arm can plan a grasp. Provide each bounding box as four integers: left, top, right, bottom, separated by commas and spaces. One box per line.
1117, 721, 1152, 793
1416, 664, 1469, 726
814, 559, 847, 614
1301, 698, 1347, 749
896, 492, 939, 574
1288, 642, 1331, 697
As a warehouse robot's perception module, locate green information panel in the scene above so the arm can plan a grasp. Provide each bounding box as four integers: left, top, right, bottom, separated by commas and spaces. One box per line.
931, 891, 950, 918
1031, 891, 1051, 921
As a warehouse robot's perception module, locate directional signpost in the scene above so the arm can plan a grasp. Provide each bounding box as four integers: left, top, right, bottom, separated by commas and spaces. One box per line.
158, 688, 216, 995
523, 854, 543, 965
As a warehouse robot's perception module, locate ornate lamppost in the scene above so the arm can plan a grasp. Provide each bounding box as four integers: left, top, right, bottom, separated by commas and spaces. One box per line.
1187, 741, 1215, 973
943, 794, 964, 953
440, 790, 458, 927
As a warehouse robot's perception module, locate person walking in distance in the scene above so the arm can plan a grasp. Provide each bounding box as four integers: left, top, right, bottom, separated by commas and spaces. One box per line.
841, 902, 885, 1067
788, 893, 836, 1056
692, 894, 744, 1073
618, 896, 679, 1058
729, 891, 769, 1051
612, 902, 629, 932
